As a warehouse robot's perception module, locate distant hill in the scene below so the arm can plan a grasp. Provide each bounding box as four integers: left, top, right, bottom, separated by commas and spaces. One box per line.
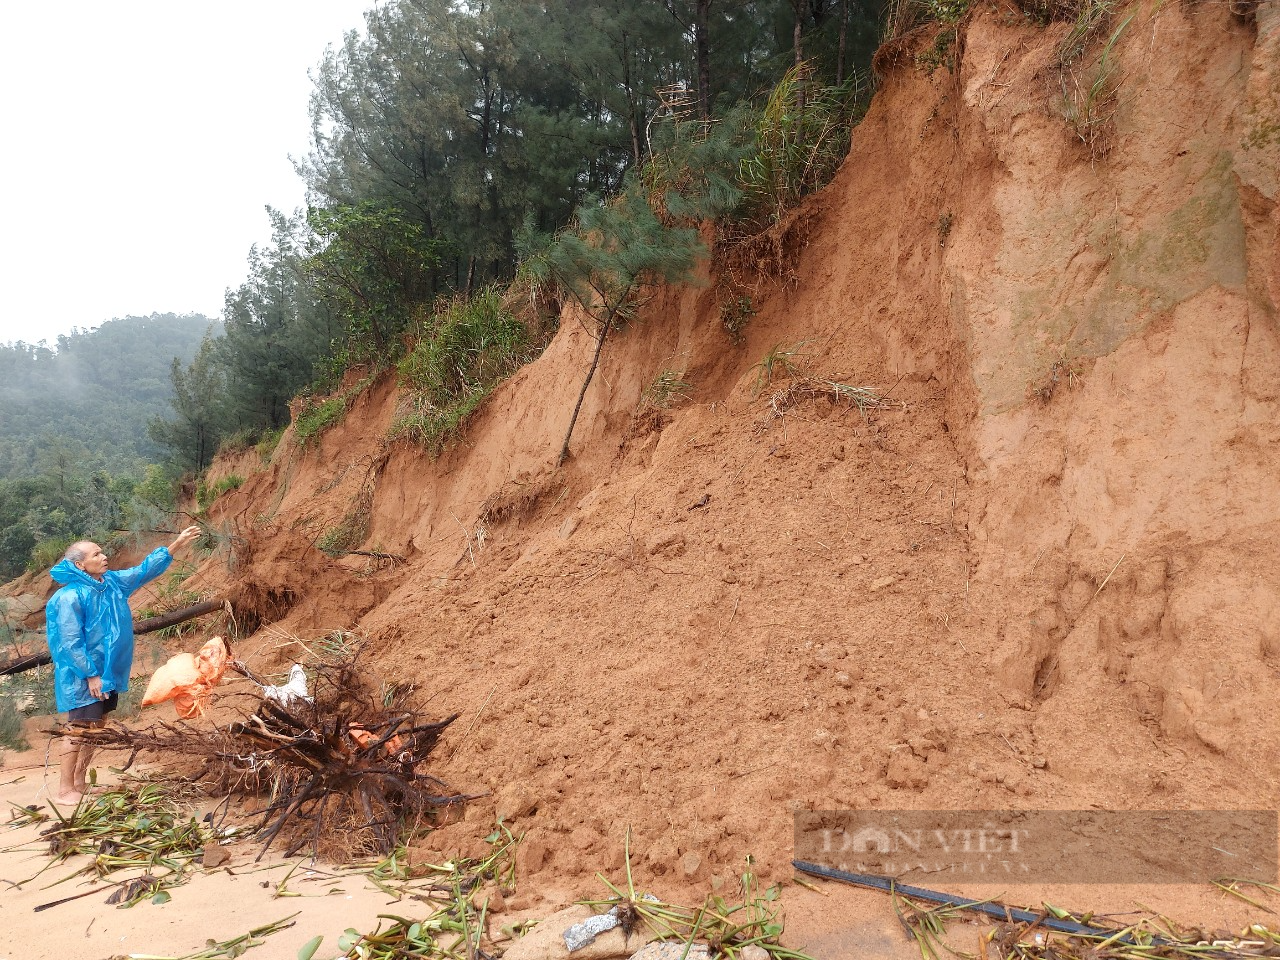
0, 313, 216, 480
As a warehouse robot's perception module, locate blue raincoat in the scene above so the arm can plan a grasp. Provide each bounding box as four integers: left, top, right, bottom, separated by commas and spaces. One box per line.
45, 548, 173, 712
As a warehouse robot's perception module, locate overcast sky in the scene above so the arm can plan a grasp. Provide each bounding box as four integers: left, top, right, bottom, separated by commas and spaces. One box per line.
1, 1, 375, 346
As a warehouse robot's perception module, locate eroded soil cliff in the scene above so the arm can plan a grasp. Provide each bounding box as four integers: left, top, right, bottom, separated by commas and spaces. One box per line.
9, 0, 1279, 930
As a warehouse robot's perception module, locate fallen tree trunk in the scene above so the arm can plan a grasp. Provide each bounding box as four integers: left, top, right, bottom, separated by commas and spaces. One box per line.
0, 653, 52, 676
133, 599, 225, 635
1, 600, 225, 676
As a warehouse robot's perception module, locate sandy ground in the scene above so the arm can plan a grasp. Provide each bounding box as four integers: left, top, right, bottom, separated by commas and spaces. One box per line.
4, 734, 1277, 960
0, 751, 406, 960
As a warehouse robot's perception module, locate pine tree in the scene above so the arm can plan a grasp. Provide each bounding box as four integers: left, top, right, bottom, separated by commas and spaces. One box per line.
522, 187, 703, 466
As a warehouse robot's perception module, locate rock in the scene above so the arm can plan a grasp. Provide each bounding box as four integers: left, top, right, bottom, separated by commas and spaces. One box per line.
679, 851, 703, 879
201, 843, 230, 869
869, 575, 898, 592
740, 946, 770, 960
500, 905, 655, 960
559, 517, 580, 540
834, 671, 852, 688
630, 944, 711, 960
517, 836, 550, 875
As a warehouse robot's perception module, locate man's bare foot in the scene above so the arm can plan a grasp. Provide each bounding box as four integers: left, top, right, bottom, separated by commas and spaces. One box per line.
52, 790, 84, 806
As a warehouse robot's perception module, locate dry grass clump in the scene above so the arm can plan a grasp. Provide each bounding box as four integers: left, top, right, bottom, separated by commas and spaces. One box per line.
756, 376, 896, 431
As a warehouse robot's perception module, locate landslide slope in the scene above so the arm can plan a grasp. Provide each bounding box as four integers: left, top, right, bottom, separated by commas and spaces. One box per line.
193, 0, 1280, 894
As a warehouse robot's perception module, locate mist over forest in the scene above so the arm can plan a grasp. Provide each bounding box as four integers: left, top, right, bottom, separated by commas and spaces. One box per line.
0, 315, 213, 579
0, 0, 881, 580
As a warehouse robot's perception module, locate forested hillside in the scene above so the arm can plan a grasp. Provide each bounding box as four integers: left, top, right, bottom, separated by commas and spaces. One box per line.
0, 313, 213, 478
0, 313, 212, 580
148, 0, 880, 471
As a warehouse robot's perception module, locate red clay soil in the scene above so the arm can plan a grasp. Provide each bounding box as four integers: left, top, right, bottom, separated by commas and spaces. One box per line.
9, 0, 1280, 945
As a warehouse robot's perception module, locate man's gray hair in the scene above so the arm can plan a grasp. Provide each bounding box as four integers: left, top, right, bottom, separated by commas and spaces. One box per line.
64, 541, 92, 563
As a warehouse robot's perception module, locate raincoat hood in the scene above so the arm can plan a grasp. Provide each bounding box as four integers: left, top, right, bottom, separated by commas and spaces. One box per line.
50, 558, 107, 591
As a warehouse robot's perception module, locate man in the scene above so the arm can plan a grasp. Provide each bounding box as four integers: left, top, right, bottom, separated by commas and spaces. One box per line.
44, 525, 201, 805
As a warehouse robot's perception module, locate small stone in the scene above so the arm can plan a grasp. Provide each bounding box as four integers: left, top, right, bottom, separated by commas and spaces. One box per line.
834, 672, 852, 688
869, 575, 898, 592
1032, 757, 1048, 769
679, 851, 702, 878
559, 516, 580, 540
202, 843, 230, 869
741, 947, 770, 960
631, 944, 710, 960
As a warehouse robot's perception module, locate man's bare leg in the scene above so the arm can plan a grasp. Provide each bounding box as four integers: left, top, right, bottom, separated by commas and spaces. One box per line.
55, 732, 86, 806
73, 737, 97, 794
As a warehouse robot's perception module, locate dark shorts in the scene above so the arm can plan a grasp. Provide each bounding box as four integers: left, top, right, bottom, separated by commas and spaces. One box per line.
67, 692, 119, 725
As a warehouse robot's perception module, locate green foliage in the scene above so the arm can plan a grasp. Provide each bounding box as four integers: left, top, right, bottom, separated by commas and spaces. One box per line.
28, 536, 75, 573
0, 460, 173, 580
196, 474, 245, 510
525, 189, 704, 324
738, 64, 862, 223
392, 289, 533, 453
720, 292, 756, 341
294, 395, 349, 446
256, 426, 287, 462
148, 336, 230, 473
1058, 0, 1120, 64
0, 663, 55, 750
641, 369, 693, 410
134, 464, 178, 512
922, 0, 971, 23
316, 522, 366, 557
641, 100, 756, 224
0, 687, 29, 751
753, 341, 811, 395
1059, 10, 1134, 152
307, 201, 444, 360
219, 209, 340, 432
522, 185, 705, 463
916, 27, 959, 72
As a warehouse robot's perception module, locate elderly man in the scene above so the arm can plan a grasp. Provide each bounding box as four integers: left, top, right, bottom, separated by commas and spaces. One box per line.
44, 525, 201, 805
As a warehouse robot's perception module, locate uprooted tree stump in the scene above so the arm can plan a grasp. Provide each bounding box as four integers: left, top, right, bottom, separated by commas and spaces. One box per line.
69, 657, 469, 861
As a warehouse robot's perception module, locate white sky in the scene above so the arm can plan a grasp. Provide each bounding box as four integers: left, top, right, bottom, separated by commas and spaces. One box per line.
1, 1, 375, 346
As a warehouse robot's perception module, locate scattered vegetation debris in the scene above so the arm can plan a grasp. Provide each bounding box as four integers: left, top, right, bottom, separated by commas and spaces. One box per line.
67, 656, 470, 862
332, 823, 520, 959
578, 837, 813, 960
757, 376, 895, 430
6, 801, 48, 829
796, 862, 1280, 960
125, 911, 301, 960
20, 781, 221, 907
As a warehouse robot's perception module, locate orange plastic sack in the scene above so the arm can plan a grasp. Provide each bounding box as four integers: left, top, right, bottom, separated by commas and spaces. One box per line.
348, 722, 405, 757
141, 636, 229, 719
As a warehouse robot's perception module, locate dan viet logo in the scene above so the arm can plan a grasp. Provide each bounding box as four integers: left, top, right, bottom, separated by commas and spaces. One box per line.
794, 810, 1279, 885
815, 820, 1032, 877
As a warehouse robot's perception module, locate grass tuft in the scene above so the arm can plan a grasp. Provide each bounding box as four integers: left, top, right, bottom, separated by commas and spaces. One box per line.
391, 288, 536, 454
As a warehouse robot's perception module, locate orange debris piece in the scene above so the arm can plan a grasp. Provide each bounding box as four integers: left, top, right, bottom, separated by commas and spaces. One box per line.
141, 635, 229, 719
348, 722, 405, 757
